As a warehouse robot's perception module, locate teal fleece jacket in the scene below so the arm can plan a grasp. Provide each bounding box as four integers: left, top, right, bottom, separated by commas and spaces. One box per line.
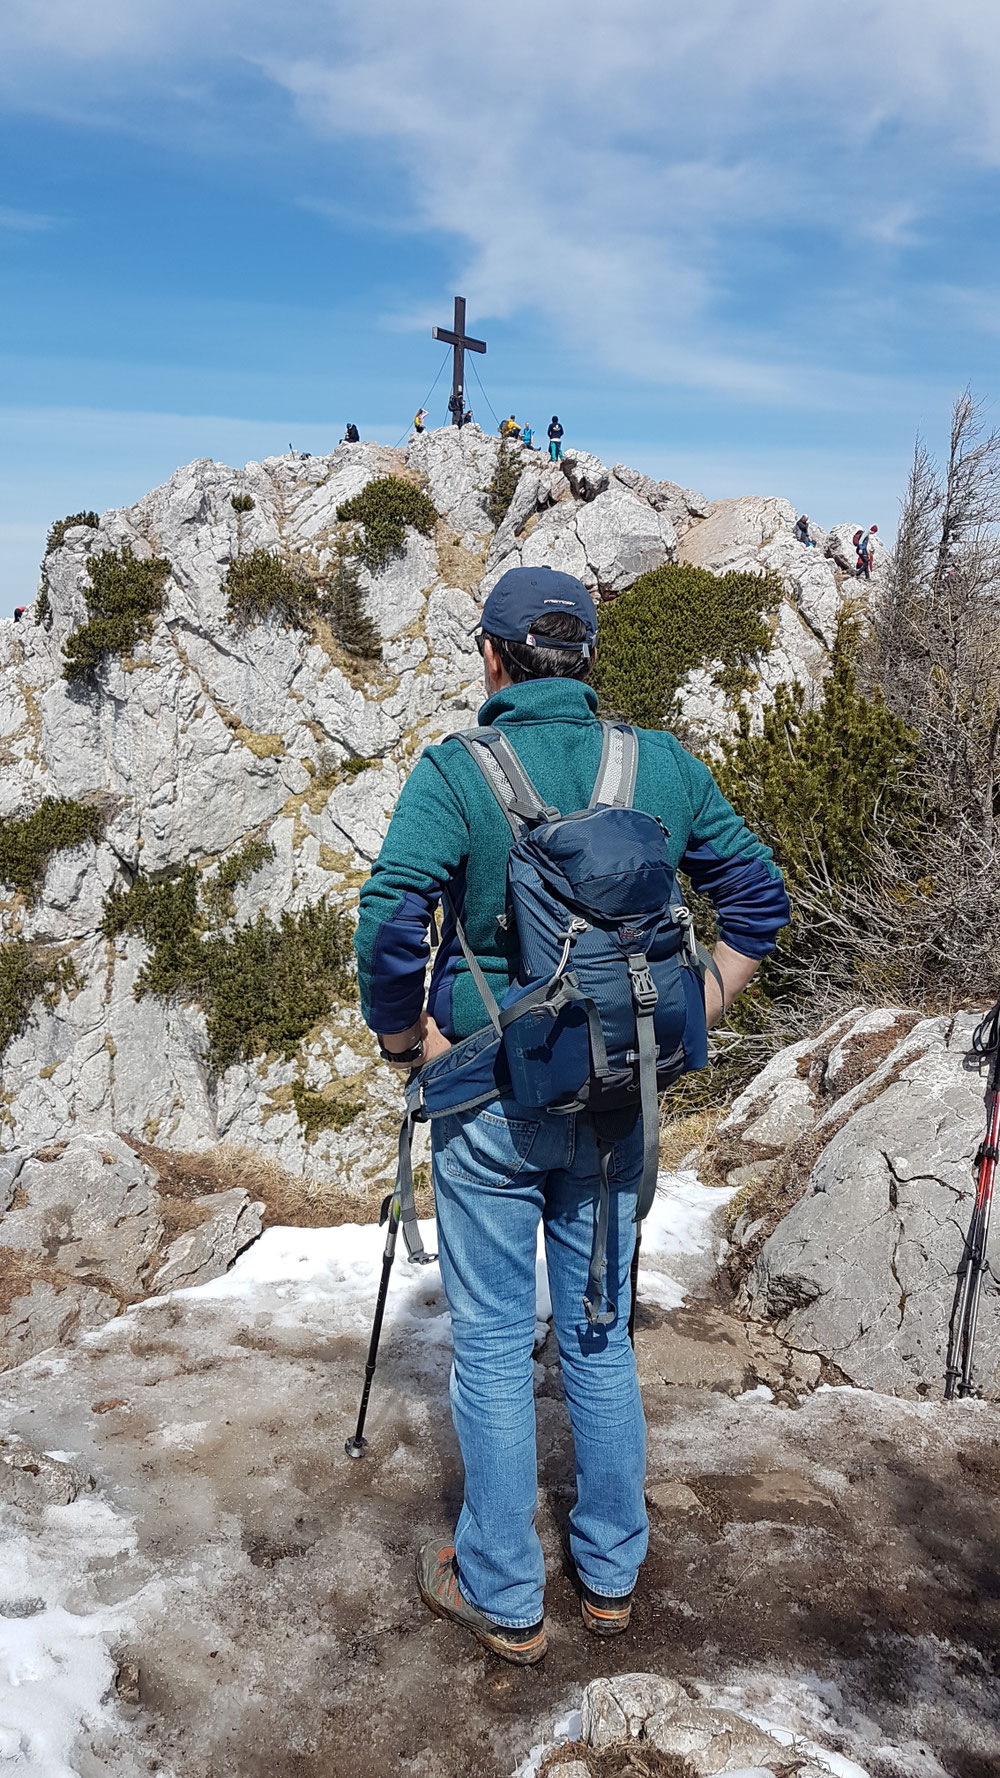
354, 679, 790, 1040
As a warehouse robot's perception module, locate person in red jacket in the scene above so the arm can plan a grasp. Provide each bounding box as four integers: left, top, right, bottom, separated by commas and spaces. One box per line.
854, 524, 878, 579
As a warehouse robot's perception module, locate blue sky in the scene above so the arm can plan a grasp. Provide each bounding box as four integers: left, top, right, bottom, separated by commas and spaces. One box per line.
3, 0, 1000, 607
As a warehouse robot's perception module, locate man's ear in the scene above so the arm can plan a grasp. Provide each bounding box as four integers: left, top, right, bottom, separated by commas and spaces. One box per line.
482, 638, 502, 688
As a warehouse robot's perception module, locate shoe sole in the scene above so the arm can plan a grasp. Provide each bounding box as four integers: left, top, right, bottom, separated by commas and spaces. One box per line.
418, 1577, 548, 1665
581, 1597, 632, 1636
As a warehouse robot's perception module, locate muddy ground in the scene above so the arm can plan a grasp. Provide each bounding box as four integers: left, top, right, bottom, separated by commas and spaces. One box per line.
3, 1234, 999, 1778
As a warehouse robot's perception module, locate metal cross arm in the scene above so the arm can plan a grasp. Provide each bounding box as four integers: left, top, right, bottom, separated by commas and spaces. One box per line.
432, 296, 486, 425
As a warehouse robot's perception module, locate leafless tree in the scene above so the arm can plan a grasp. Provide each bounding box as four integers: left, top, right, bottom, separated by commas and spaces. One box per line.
861, 390, 1000, 1000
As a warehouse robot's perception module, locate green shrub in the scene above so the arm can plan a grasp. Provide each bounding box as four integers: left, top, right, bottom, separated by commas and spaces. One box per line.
337, 754, 378, 779
230, 494, 255, 514
225, 546, 381, 660
200, 838, 276, 924
0, 942, 77, 1056
715, 620, 922, 895
63, 545, 172, 684
485, 441, 521, 528
35, 582, 52, 630
0, 798, 105, 902
291, 1082, 365, 1138
103, 867, 356, 1076
225, 549, 313, 629
593, 562, 783, 730
102, 866, 205, 999
336, 475, 438, 573
46, 511, 99, 555
321, 553, 382, 659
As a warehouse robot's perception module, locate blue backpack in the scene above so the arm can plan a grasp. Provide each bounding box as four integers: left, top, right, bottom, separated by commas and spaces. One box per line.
394, 721, 720, 1325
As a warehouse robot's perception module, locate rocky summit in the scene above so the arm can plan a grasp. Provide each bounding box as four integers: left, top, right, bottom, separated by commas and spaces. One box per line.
1, 427, 852, 1186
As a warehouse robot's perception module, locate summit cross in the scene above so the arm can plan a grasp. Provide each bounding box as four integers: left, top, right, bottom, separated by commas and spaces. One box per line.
432, 296, 486, 426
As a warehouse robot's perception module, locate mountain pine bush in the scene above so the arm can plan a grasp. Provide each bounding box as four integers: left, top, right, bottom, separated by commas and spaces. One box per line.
0, 798, 106, 902
103, 853, 355, 1076
594, 561, 783, 729
485, 441, 521, 528
0, 942, 77, 1057
45, 511, 99, 554
336, 475, 438, 573
63, 546, 172, 684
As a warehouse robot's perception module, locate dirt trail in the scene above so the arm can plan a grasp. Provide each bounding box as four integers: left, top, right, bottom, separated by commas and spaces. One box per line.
4, 1261, 999, 1778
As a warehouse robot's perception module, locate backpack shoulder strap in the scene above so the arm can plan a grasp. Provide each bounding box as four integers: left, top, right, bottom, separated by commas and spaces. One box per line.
454, 727, 558, 835
589, 721, 639, 810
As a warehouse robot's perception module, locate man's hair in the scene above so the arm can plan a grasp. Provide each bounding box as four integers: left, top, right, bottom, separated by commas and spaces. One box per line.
485, 610, 592, 683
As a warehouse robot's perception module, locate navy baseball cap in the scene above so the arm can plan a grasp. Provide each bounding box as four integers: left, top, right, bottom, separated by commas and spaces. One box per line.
477, 565, 597, 653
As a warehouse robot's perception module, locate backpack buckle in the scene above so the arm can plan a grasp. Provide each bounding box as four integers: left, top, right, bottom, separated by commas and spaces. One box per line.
627, 954, 658, 1012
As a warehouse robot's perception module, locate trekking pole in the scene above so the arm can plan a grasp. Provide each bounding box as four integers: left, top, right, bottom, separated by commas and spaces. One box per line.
945, 998, 1000, 1401
345, 1193, 402, 1458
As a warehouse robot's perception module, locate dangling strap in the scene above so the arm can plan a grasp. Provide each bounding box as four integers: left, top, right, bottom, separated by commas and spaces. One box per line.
456, 728, 558, 836
440, 884, 502, 1035
589, 722, 639, 810
627, 953, 661, 1225
582, 1142, 616, 1327
391, 1103, 437, 1265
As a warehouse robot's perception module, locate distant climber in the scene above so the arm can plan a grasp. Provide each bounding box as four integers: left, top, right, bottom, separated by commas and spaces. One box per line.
522, 423, 535, 450
448, 393, 466, 428
463, 407, 474, 427
344, 423, 360, 444
548, 416, 564, 462
13, 606, 25, 623
794, 514, 815, 547
413, 409, 428, 434
500, 415, 521, 440
854, 524, 878, 579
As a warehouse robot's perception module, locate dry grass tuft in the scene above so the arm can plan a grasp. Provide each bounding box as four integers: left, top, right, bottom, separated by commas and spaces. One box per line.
658, 1104, 730, 1174
127, 1138, 433, 1230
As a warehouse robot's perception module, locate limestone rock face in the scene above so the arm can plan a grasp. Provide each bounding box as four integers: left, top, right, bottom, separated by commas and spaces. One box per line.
723, 1009, 1000, 1398
2, 428, 860, 1209
0, 1133, 162, 1295
152, 1188, 264, 1293
0, 1133, 264, 1368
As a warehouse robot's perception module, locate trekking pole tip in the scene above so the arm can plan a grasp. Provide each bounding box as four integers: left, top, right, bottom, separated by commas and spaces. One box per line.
345, 1436, 368, 1460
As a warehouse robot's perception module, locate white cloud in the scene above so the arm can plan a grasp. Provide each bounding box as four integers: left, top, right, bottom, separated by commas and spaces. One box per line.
3, 1, 1000, 399
0, 206, 55, 231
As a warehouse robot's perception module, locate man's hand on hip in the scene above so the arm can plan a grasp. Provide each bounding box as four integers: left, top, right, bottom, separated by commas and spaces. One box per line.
378, 1011, 452, 1070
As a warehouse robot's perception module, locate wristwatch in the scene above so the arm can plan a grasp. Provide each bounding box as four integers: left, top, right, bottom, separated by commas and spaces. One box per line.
377, 1037, 424, 1066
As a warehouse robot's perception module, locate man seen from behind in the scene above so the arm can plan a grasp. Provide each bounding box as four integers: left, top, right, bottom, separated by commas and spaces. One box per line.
354, 566, 790, 1664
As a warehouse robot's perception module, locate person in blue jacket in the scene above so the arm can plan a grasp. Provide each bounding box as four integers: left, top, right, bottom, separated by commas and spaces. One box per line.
354, 565, 790, 1665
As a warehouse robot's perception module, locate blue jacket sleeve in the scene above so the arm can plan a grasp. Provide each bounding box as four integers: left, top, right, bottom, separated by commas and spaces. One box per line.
354, 749, 471, 1034
678, 756, 790, 958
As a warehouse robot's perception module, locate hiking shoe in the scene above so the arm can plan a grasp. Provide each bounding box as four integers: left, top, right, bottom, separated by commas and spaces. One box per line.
416, 1541, 548, 1665
579, 1581, 634, 1636
561, 1531, 634, 1636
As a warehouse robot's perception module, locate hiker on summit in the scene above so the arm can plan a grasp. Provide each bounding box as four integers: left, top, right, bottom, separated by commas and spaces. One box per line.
548, 416, 564, 461
500, 415, 521, 440
413, 409, 428, 434
344, 423, 360, 444
794, 514, 814, 547
854, 524, 878, 579
354, 564, 790, 1666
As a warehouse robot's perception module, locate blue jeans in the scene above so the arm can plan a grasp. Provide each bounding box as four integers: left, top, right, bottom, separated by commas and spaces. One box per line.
431, 1097, 648, 1627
